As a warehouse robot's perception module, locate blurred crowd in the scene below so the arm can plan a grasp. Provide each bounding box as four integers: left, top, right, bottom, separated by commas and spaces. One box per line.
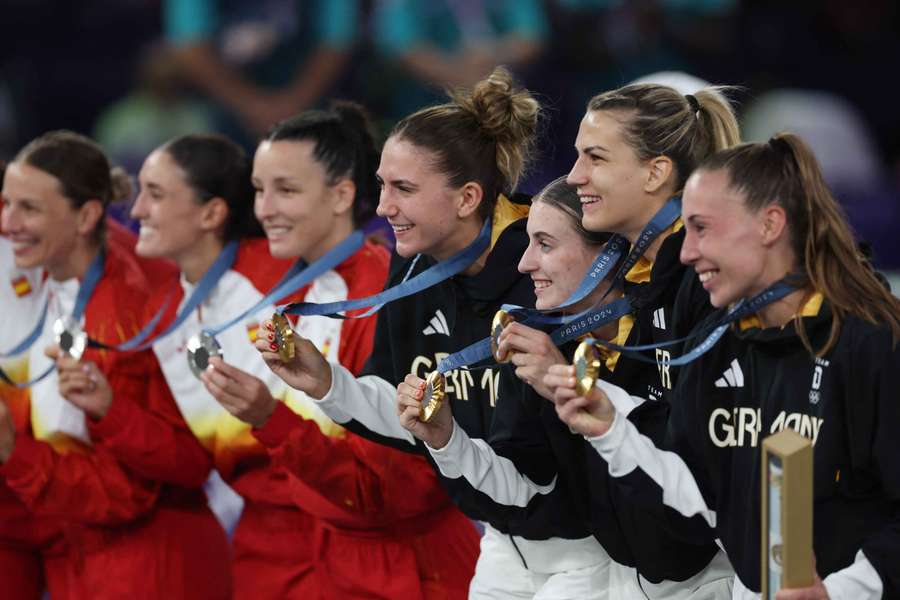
1, 0, 899, 267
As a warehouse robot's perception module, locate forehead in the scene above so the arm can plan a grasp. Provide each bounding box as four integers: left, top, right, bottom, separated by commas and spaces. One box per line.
683, 169, 747, 217
140, 148, 186, 182
575, 110, 629, 148
527, 201, 576, 237
378, 137, 441, 180
2, 161, 65, 201
254, 139, 317, 171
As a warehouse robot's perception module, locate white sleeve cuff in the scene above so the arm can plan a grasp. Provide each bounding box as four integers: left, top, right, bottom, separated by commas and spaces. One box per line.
823, 550, 883, 600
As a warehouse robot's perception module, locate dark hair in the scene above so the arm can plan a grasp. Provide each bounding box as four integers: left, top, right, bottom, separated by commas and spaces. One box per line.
390, 67, 540, 221
533, 176, 611, 247
588, 84, 740, 190
265, 100, 380, 227
697, 132, 900, 354
162, 133, 261, 240
15, 130, 132, 241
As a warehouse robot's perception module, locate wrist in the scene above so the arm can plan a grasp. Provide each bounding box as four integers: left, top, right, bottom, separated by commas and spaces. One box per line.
310, 365, 333, 400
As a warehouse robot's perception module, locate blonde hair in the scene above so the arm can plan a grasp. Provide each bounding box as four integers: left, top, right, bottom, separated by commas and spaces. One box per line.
391, 67, 541, 219
699, 132, 900, 354
587, 84, 740, 189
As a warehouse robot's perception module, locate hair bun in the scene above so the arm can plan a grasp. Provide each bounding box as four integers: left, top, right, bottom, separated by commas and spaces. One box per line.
109, 166, 134, 204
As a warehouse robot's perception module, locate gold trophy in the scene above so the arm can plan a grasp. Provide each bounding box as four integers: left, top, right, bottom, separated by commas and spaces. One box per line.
760, 429, 814, 599
490, 310, 515, 363
419, 371, 446, 423
271, 312, 295, 362
572, 338, 602, 396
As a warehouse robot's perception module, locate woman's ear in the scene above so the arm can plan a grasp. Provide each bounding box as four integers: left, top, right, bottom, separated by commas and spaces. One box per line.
457, 181, 484, 219
76, 199, 105, 237
644, 156, 675, 194
760, 203, 788, 247
331, 179, 356, 217
200, 196, 230, 233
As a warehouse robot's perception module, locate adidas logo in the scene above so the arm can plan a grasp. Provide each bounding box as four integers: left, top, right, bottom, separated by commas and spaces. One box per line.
423, 309, 450, 336
652, 307, 667, 330
715, 359, 744, 388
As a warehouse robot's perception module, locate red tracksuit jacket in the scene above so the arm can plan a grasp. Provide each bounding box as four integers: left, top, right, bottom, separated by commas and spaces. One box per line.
0, 241, 230, 600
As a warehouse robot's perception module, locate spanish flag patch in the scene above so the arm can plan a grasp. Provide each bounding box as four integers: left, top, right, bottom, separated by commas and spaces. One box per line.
11, 275, 31, 297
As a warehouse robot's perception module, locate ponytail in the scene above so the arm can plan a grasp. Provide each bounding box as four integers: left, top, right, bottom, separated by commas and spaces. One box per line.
699, 133, 900, 354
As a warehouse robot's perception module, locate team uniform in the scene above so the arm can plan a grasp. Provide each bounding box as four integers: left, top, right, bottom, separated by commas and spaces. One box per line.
146, 237, 476, 599
426, 222, 734, 599
588, 294, 900, 599
309, 197, 613, 597
0, 241, 231, 599
0, 236, 59, 600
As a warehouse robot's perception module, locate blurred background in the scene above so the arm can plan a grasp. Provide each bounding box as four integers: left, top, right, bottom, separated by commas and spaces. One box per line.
1, 0, 898, 281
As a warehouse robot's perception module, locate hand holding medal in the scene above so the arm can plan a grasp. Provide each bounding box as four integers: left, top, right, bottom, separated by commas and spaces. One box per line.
544, 362, 615, 438
253, 319, 333, 400
47, 346, 113, 420
397, 373, 453, 448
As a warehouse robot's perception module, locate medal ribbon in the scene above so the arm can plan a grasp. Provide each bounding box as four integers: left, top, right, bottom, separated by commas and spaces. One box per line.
3, 250, 108, 387
502, 196, 681, 325
280, 218, 492, 318
203, 231, 365, 338
582, 278, 800, 366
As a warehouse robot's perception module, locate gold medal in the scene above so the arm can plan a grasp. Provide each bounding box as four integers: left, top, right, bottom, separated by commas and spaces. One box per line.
419, 371, 446, 423
271, 312, 295, 362
490, 309, 515, 363
53, 316, 87, 360
572, 338, 601, 396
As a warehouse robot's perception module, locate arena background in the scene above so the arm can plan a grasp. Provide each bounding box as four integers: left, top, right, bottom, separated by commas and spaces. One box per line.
1, 0, 898, 285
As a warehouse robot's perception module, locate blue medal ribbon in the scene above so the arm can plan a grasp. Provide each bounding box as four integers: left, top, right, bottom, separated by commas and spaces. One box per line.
281, 218, 492, 318
203, 231, 365, 338
435, 297, 634, 375
582, 278, 800, 367
502, 196, 681, 324
3, 250, 109, 387
0, 301, 48, 358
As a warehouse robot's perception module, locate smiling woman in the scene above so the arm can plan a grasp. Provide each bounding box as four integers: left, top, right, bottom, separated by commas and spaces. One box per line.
251, 68, 556, 599
0, 130, 231, 600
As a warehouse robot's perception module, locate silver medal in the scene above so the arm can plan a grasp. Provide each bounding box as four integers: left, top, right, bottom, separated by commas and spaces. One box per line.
186, 332, 223, 379
53, 315, 87, 360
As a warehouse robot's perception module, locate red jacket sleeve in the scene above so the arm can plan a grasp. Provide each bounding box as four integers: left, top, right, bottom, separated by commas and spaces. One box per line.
87, 350, 213, 489
0, 434, 159, 526
84, 247, 212, 489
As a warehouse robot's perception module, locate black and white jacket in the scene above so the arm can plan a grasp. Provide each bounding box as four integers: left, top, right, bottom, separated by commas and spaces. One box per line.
427, 228, 734, 590
589, 299, 900, 599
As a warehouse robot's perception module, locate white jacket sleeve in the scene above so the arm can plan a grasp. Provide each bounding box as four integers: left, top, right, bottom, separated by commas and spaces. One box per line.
314, 362, 416, 446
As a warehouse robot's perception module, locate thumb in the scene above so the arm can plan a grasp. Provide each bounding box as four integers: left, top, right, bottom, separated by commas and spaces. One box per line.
44, 344, 61, 360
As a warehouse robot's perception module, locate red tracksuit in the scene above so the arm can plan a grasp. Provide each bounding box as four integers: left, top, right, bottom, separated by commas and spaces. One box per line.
252, 240, 480, 599
0, 242, 230, 599
1, 234, 60, 600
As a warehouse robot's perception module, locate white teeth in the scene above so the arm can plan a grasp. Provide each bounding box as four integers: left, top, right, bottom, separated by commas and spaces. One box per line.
392, 224, 414, 233
698, 270, 718, 283
533, 280, 551, 289
138, 226, 155, 237
265, 226, 291, 235
580, 196, 600, 205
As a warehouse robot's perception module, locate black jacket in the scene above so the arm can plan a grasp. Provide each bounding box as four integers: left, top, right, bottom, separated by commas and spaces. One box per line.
661, 303, 900, 595
343, 197, 553, 535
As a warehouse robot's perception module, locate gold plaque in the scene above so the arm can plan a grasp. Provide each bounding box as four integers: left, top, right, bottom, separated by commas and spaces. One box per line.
271, 312, 295, 362
490, 310, 516, 363
761, 429, 814, 598
572, 339, 601, 396
419, 371, 446, 423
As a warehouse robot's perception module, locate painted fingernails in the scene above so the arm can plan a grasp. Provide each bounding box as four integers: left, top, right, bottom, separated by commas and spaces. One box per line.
269, 343, 278, 351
